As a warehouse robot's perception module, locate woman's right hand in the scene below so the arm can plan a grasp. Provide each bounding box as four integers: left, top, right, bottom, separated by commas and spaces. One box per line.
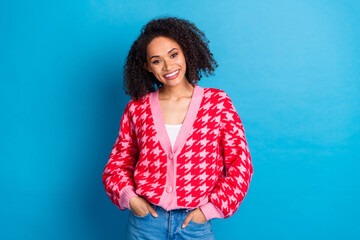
129, 196, 158, 217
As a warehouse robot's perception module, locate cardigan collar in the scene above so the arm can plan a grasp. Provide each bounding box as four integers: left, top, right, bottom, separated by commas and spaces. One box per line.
149, 84, 204, 156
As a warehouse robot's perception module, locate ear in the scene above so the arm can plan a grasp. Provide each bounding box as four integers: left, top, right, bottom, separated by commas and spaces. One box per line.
144, 62, 151, 73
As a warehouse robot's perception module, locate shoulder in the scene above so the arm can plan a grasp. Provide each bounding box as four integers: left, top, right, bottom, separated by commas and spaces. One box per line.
125, 91, 152, 113
202, 87, 237, 115
202, 86, 231, 101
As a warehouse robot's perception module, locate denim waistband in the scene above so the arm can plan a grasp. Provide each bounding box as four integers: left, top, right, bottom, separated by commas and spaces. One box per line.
152, 204, 195, 215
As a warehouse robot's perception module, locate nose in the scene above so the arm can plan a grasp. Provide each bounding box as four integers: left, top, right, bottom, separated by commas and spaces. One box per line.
162, 59, 170, 70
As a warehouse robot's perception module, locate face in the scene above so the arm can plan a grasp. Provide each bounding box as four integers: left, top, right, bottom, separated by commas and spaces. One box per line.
144, 36, 187, 87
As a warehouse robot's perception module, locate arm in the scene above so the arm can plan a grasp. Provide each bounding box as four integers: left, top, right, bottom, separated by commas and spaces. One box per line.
200, 91, 254, 220
102, 101, 140, 210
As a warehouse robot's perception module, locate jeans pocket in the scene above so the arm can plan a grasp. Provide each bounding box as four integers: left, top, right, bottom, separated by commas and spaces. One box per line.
189, 219, 208, 226
132, 211, 150, 218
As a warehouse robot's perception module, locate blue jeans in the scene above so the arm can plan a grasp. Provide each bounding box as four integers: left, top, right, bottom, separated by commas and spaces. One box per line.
125, 204, 215, 240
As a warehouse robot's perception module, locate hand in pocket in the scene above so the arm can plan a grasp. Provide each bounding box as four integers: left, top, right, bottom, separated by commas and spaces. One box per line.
129, 196, 158, 217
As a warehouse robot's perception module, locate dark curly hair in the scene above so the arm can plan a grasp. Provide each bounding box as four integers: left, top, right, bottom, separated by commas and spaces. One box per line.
123, 16, 218, 100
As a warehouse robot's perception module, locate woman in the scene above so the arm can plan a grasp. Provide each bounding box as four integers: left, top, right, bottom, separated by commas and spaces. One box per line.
102, 16, 254, 240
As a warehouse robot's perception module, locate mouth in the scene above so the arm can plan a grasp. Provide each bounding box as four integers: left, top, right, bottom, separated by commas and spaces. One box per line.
163, 70, 180, 80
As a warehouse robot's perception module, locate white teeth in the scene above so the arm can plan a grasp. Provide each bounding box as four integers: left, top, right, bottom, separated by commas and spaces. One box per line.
165, 70, 179, 77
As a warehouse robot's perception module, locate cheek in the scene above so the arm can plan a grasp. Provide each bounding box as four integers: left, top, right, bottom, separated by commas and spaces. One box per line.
149, 65, 160, 73
152, 68, 164, 78
154, 67, 163, 75
176, 57, 186, 67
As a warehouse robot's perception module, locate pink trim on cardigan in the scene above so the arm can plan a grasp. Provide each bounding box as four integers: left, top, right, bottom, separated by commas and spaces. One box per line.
119, 186, 138, 210
200, 202, 225, 221
150, 85, 203, 155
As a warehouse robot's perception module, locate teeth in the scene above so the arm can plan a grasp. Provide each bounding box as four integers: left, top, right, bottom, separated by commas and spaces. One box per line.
165, 70, 179, 77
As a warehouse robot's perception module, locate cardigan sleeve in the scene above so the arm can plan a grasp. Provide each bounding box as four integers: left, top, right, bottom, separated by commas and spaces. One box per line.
200, 91, 254, 221
102, 101, 140, 211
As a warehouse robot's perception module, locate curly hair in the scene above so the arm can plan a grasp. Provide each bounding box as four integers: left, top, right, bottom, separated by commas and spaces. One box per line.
123, 16, 218, 100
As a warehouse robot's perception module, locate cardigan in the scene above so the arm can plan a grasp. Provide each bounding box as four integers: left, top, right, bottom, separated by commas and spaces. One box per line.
102, 85, 253, 220
102, 84, 254, 221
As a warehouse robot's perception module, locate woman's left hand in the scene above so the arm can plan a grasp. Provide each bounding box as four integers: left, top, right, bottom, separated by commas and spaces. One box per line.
182, 208, 207, 228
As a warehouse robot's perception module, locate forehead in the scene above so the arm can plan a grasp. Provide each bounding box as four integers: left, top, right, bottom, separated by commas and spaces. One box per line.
146, 36, 181, 55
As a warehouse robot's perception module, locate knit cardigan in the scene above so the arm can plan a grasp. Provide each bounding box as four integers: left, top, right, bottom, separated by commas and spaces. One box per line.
102, 85, 254, 221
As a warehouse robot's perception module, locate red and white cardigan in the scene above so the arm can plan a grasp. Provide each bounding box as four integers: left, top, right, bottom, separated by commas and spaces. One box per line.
102, 85, 254, 221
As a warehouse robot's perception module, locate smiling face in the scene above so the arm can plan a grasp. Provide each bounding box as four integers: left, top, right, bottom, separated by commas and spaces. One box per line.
144, 36, 187, 87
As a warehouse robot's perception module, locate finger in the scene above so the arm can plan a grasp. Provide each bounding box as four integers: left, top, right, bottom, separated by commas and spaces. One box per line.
148, 205, 158, 217
182, 214, 192, 228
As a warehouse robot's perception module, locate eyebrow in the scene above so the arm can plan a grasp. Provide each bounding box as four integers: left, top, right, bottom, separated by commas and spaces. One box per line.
149, 48, 178, 61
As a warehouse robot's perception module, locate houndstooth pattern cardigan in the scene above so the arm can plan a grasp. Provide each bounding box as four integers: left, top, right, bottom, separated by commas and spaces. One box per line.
102, 84, 254, 221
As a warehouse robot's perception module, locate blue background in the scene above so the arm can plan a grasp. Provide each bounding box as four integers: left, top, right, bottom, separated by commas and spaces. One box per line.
1, 1, 359, 239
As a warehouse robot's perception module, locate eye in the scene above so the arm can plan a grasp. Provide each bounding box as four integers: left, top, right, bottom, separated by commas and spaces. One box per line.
171, 52, 178, 58
152, 60, 160, 64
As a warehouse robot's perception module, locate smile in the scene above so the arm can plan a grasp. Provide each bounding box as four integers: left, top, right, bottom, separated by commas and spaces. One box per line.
164, 70, 180, 80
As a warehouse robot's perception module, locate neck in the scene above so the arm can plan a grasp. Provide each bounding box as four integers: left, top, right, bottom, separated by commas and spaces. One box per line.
158, 81, 195, 100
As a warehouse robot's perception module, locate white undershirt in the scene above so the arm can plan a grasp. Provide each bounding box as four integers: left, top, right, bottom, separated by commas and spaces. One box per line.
165, 123, 182, 150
